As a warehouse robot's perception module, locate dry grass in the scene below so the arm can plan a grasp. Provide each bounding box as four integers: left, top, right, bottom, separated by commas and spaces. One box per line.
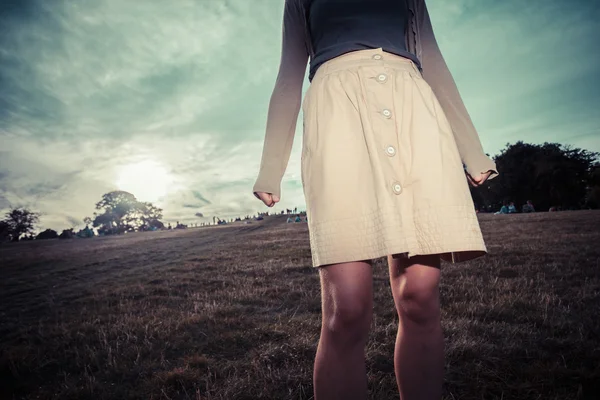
0, 211, 599, 400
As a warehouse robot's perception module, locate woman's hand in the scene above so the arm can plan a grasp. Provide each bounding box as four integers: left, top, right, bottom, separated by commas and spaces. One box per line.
255, 192, 280, 207
466, 170, 492, 187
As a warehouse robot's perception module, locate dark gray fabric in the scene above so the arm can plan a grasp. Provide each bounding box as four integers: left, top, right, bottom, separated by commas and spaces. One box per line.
307, 0, 422, 81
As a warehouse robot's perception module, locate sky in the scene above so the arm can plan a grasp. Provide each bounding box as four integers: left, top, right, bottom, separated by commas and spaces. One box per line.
1, 0, 599, 231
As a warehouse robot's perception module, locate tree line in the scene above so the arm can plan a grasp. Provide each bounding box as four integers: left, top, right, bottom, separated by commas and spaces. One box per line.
0, 191, 165, 242
470, 141, 600, 212
1, 141, 599, 242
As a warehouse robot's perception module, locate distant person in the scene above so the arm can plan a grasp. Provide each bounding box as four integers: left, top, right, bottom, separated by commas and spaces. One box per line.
522, 200, 535, 213
294, 215, 302, 222
286, 216, 294, 223
495, 202, 509, 214
508, 202, 517, 213
251, 0, 499, 398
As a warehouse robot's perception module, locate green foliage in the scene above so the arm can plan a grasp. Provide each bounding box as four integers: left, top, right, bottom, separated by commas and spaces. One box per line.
1, 208, 40, 242
471, 141, 600, 211
59, 228, 75, 239
88, 191, 164, 234
585, 163, 600, 208
0, 221, 10, 242
36, 229, 59, 240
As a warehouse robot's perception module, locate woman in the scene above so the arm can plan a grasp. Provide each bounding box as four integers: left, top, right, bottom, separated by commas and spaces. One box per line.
252, 0, 498, 399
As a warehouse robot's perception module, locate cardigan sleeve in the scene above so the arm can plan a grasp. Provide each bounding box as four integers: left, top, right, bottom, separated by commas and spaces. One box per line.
419, 1, 499, 180
252, 0, 309, 200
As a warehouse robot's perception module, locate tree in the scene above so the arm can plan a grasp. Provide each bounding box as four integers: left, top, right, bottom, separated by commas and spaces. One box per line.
0, 221, 10, 243
94, 191, 138, 232
37, 229, 59, 240
88, 191, 164, 234
59, 228, 75, 239
2, 208, 40, 242
138, 202, 164, 231
123, 201, 164, 231
473, 141, 599, 211
92, 211, 119, 234
585, 162, 600, 208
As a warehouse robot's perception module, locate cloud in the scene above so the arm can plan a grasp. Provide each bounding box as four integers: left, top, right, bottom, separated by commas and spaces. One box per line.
429, 0, 600, 148
0, 0, 598, 231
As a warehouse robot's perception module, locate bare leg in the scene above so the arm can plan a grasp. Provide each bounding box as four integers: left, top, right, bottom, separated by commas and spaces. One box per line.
388, 254, 444, 400
313, 260, 373, 400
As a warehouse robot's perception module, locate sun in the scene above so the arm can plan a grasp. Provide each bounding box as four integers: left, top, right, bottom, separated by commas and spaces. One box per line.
116, 160, 173, 203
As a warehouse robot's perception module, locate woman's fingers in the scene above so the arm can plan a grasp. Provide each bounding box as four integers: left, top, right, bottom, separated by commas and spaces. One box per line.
475, 171, 492, 185
465, 172, 478, 187
256, 192, 280, 207
258, 192, 273, 206
465, 170, 492, 187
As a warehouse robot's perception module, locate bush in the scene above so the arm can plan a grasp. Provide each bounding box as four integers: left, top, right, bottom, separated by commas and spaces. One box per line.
36, 229, 59, 240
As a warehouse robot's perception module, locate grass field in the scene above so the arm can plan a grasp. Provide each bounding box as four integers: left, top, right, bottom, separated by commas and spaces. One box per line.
1, 210, 599, 400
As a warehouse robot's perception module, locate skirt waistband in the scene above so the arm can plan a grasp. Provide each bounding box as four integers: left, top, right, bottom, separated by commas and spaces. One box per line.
315, 48, 422, 80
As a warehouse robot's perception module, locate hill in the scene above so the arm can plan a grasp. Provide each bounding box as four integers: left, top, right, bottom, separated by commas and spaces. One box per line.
0, 211, 599, 399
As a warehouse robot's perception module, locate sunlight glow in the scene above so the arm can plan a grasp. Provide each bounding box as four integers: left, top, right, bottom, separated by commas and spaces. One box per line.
116, 160, 173, 203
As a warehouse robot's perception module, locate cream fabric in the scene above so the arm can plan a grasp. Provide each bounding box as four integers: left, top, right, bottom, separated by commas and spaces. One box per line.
301, 49, 486, 267
253, 0, 498, 200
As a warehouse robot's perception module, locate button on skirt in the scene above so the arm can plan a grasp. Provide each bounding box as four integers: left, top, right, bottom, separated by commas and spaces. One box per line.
301, 48, 487, 268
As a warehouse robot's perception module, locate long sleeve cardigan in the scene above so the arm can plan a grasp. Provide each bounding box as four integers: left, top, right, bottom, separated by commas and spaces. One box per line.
253, 0, 498, 200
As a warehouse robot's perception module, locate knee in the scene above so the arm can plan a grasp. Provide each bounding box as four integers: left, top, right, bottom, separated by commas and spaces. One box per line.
324, 300, 372, 344
396, 282, 440, 326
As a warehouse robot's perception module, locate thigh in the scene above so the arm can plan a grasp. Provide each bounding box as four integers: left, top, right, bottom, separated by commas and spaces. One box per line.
319, 260, 374, 319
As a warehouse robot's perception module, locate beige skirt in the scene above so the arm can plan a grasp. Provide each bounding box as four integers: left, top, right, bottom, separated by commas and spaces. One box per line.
301, 48, 487, 268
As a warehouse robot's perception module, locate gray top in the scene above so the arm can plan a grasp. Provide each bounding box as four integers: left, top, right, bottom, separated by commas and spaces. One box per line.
307, 0, 422, 81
